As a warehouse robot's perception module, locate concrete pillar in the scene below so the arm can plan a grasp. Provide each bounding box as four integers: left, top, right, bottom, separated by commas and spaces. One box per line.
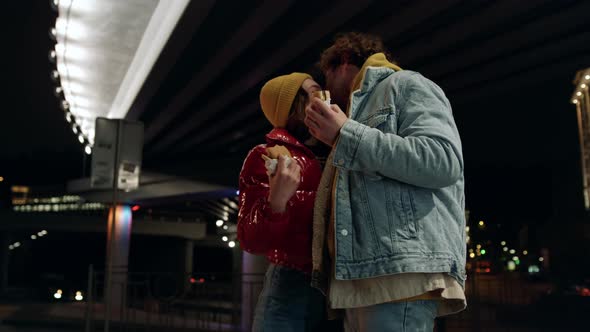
240, 252, 268, 332
184, 239, 194, 291
105, 205, 132, 320
1, 232, 9, 291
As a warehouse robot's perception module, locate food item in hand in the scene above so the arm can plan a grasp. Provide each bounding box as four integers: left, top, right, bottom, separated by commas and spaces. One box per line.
261, 145, 292, 175
265, 145, 291, 159
312, 90, 331, 105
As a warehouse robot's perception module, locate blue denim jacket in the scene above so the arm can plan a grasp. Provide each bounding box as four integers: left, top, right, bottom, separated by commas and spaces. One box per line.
330, 68, 466, 286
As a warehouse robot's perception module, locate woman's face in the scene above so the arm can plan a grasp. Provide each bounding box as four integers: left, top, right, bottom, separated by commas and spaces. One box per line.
286, 78, 322, 144
301, 78, 322, 97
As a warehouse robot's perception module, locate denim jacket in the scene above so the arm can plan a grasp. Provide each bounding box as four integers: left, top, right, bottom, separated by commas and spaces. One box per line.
312, 65, 467, 291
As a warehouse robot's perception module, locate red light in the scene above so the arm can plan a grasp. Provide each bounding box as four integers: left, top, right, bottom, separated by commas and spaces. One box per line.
198, 278, 205, 284
189, 277, 196, 284
580, 287, 590, 297
131, 205, 140, 212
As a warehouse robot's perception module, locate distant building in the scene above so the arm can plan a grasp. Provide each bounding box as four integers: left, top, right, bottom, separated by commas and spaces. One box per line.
572, 68, 590, 209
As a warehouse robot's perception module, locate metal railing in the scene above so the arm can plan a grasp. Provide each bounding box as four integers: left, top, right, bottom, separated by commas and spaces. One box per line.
84, 267, 264, 332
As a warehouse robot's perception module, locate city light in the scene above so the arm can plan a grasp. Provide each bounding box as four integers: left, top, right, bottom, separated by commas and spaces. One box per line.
14, 242, 21, 248
131, 205, 140, 212
85, 145, 92, 155
582, 83, 587, 89
31, 235, 37, 240
478, 221, 484, 227
476, 244, 481, 249
507, 261, 516, 271
585, 74, 590, 80
480, 249, 486, 255
513, 256, 519, 261
54, 289, 63, 299
577, 91, 582, 96
216, 220, 224, 227
8, 245, 14, 250
222, 236, 228, 242
501, 241, 506, 246
75, 291, 83, 301
228, 241, 236, 248
573, 99, 579, 104
0, 176, 4, 182
465, 226, 469, 232
509, 249, 516, 254
528, 265, 540, 274
503, 247, 508, 252
523, 250, 528, 255
223, 225, 228, 230
469, 253, 475, 258
539, 257, 544, 262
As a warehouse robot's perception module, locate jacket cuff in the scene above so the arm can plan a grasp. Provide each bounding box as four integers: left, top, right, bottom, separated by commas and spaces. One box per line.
261, 197, 291, 222
333, 119, 365, 169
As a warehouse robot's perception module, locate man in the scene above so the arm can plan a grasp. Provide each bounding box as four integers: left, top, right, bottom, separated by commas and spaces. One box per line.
304, 32, 467, 331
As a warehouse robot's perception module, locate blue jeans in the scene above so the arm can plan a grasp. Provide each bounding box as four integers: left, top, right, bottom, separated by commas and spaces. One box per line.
344, 300, 438, 332
252, 264, 326, 332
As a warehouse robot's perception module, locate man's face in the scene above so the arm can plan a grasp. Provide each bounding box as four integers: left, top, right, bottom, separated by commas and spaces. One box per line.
324, 63, 360, 109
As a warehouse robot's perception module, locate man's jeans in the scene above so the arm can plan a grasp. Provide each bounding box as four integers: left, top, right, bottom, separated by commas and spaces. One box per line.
344, 300, 438, 332
252, 264, 326, 332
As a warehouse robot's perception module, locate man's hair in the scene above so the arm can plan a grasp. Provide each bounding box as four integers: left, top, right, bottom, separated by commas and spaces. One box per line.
319, 32, 393, 72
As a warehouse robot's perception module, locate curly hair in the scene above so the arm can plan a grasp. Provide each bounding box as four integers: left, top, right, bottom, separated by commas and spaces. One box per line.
319, 32, 394, 72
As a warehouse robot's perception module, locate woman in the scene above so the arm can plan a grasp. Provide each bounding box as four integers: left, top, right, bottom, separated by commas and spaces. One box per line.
237, 72, 329, 331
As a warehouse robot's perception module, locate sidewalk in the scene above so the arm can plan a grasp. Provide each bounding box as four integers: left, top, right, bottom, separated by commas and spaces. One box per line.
0, 302, 235, 331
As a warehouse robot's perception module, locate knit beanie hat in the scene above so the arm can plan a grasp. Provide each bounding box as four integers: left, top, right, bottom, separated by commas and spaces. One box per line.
260, 72, 312, 128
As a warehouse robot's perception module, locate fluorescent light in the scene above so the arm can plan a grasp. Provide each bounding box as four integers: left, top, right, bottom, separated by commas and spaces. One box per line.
57, 63, 87, 79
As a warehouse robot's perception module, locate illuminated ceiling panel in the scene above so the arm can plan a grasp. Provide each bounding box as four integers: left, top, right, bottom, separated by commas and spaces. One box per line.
52, 0, 190, 150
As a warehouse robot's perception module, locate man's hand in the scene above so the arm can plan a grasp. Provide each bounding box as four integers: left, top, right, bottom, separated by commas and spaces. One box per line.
268, 155, 301, 213
304, 98, 348, 147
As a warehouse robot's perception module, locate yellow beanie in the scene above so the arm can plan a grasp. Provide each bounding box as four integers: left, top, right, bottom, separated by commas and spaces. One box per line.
260, 72, 312, 128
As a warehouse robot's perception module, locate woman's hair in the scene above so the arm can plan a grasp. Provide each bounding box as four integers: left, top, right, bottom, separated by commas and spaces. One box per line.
319, 32, 393, 71
289, 88, 309, 118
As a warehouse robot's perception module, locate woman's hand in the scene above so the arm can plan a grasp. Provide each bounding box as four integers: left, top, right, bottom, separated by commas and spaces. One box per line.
268, 155, 301, 213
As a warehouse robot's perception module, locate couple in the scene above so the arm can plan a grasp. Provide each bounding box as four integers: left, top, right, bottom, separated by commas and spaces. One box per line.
238, 32, 467, 332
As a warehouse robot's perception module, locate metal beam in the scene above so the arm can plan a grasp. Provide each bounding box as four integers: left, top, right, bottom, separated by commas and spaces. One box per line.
146, 0, 375, 155
143, 0, 296, 145
125, 0, 217, 121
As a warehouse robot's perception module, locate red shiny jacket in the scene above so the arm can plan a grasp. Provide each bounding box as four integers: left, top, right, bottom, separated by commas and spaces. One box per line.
238, 128, 321, 274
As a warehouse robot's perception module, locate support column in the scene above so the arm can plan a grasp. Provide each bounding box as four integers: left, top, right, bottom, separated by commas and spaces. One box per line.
1, 232, 10, 292
105, 205, 132, 321
184, 239, 194, 292
240, 251, 268, 332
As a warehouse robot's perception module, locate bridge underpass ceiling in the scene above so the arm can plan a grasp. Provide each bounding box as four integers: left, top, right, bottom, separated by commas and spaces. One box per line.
49, 0, 590, 196
124, 0, 590, 184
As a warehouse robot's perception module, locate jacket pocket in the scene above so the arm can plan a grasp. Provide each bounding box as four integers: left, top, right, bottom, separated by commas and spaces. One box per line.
404, 187, 418, 237
398, 185, 418, 240
358, 107, 395, 133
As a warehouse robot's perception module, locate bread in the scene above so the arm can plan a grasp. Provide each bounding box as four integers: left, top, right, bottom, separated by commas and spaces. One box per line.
265, 145, 291, 159
312, 90, 330, 101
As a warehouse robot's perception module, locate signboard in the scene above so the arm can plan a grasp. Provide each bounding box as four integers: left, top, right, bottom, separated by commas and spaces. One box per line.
91, 118, 144, 191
